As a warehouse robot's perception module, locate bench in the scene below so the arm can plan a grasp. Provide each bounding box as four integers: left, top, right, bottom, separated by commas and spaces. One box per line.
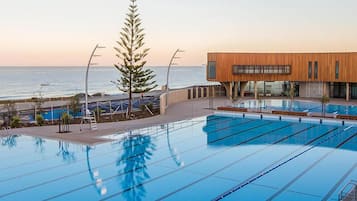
272, 110, 308, 116
217, 107, 248, 112
336, 115, 357, 121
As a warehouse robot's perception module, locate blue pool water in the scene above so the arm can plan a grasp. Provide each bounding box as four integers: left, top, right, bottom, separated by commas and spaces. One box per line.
0, 115, 356, 200
236, 99, 357, 116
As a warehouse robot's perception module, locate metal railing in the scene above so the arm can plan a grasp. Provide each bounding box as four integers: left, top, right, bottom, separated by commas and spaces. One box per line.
339, 180, 357, 201
0, 127, 11, 136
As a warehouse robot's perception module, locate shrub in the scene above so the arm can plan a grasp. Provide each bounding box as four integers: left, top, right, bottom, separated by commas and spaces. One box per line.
10, 116, 21, 128
69, 95, 80, 117
36, 114, 45, 126
61, 113, 72, 124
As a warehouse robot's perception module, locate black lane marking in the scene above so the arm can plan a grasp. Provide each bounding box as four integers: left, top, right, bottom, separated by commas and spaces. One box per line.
0, 116, 233, 182
0, 118, 259, 199
267, 131, 357, 201
155, 125, 328, 201
95, 123, 314, 200
322, 162, 357, 201
155, 123, 308, 201
43, 121, 280, 201
0, 116, 227, 172
212, 126, 341, 201
336, 132, 357, 148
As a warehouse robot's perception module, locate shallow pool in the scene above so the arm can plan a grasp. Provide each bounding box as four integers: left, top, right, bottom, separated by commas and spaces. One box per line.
235, 99, 357, 116
0, 115, 356, 200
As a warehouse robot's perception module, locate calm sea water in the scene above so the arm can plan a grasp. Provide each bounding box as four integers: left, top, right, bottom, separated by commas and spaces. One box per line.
0, 66, 209, 100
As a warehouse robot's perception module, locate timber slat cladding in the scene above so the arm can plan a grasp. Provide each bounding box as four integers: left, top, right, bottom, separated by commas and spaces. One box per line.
207, 52, 357, 82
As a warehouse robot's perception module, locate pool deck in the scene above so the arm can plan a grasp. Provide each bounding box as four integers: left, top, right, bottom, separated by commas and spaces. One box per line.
5, 98, 228, 145
4, 97, 357, 145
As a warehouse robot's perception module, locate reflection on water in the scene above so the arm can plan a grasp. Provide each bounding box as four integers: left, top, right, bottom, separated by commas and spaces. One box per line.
33, 137, 46, 153
86, 146, 107, 196
165, 124, 184, 167
57, 141, 76, 163
117, 132, 156, 201
202, 115, 357, 151
1, 135, 18, 148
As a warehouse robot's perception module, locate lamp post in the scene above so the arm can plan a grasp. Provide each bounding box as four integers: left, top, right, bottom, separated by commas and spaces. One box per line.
39, 83, 53, 124
165, 49, 184, 108
85, 44, 105, 117
34, 83, 49, 120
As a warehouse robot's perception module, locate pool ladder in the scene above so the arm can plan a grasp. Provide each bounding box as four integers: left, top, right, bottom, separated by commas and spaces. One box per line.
80, 112, 98, 131
89, 113, 98, 131
0, 127, 11, 136
339, 180, 357, 201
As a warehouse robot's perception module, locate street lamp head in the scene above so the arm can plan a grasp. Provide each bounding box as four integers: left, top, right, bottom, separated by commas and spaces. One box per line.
40, 83, 50, 87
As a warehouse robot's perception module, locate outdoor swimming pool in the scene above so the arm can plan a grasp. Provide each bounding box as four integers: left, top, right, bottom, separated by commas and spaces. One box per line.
235, 99, 357, 116
0, 115, 356, 200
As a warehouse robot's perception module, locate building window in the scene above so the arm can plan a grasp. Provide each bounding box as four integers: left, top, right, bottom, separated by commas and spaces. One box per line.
335, 61, 339, 80
308, 61, 312, 79
232, 65, 291, 75
314, 61, 318, 79
207, 61, 216, 79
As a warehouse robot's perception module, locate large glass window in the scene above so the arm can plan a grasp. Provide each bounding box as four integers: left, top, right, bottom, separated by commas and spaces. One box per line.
207, 61, 216, 79
314, 61, 318, 79
232, 65, 291, 75
335, 61, 339, 80
308, 61, 312, 79
352, 84, 357, 99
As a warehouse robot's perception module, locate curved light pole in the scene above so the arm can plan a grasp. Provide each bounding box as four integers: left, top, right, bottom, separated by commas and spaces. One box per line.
85, 44, 105, 117
165, 49, 184, 108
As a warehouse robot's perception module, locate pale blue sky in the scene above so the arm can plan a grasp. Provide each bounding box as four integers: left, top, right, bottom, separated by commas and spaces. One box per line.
1, 0, 356, 66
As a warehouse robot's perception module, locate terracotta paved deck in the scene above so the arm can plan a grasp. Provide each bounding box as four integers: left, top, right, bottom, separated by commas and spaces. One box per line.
8, 98, 228, 145
5, 97, 357, 145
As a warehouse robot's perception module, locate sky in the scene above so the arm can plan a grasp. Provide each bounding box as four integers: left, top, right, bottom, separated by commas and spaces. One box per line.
1, 0, 357, 66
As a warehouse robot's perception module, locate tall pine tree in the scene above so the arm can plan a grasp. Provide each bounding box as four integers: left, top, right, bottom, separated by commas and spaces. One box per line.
114, 0, 157, 118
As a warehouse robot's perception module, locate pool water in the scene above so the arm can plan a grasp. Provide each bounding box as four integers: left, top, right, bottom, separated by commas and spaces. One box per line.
235, 99, 357, 116
0, 115, 356, 201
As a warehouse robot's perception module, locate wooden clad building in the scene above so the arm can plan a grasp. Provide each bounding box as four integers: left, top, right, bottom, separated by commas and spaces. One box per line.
207, 52, 357, 101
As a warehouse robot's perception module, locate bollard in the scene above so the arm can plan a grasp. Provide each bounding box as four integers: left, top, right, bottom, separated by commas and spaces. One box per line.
320, 119, 323, 124
342, 121, 345, 126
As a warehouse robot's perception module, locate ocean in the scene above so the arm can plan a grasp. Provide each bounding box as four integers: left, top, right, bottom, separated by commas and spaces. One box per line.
0, 66, 210, 100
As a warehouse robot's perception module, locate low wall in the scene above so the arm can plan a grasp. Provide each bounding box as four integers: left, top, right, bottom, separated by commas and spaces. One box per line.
160, 86, 219, 114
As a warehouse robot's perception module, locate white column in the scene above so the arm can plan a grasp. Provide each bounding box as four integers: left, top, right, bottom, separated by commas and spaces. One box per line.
240, 82, 248, 98
233, 82, 239, 99
254, 81, 258, 100
346, 83, 350, 101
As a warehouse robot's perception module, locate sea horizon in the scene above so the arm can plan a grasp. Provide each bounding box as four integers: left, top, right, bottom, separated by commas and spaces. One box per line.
0, 66, 209, 101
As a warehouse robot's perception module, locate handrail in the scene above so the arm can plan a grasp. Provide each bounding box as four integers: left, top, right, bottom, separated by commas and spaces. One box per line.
144, 105, 154, 116
339, 180, 357, 201
1, 127, 11, 136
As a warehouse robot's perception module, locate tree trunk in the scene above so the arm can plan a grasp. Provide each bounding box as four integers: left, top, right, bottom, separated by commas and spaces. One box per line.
128, 72, 132, 119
